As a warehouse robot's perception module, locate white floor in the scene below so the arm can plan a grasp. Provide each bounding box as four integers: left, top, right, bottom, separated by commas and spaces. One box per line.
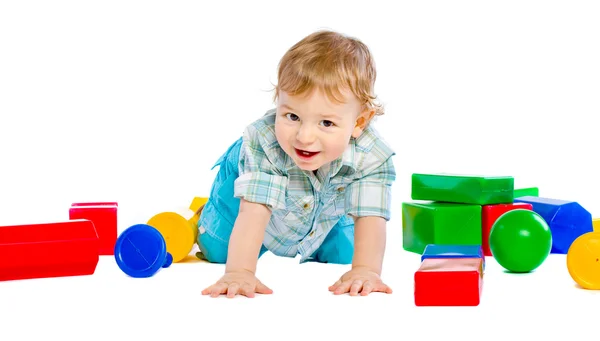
0, 225, 596, 341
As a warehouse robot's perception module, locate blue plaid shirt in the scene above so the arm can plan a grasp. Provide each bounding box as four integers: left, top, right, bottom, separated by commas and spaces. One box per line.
234, 109, 396, 262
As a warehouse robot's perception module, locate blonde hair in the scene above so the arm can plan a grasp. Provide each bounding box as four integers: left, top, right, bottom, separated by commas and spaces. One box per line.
272, 30, 384, 116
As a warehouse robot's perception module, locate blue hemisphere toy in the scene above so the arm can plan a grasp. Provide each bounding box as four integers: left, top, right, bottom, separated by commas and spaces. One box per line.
114, 223, 173, 278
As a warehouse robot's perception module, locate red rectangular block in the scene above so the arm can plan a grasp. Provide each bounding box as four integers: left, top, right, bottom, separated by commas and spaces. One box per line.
69, 202, 118, 255
0, 220, 99, 281
481, 202, 533, 256
414, 257, 483, 306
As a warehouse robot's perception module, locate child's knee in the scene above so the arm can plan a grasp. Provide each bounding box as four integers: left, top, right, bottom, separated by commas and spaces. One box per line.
197, 228, 228, 264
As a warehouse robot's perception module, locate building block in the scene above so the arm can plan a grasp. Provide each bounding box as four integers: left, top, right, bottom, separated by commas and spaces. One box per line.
147, 208, 197, 263
593, 218, 599, 231
0, 220, 99, 281
411, 173, 514, 205
513, 196, 593, 254
414, 257, 484, 306
402, 202, 482, 254
189, 196, 208, 213
514, 187, 539, 199
114, 224, 173, 278
481, 202, 533, 256
69, 202, 118, 255
421, 244, 485, 269
566, 231, 600, 290
188, 196, 208, 233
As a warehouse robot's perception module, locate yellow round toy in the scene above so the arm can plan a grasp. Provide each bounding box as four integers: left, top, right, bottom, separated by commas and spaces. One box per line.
147, 209, 196, 263
566, 231, 600, 290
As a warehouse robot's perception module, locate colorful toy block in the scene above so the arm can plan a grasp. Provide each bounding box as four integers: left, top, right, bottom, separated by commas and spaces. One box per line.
481, 202, 533, 256
513, 187, 539, 199
421, 244, 485, 269
414, 257, 484, 306
188, 196, 208, 236
567, 231, 600, 290
69, 202, 118, 255
513, 196, 593, 254
114, 224, 173, 278
0, 220, 99, 281
402, 202, 482, 254
593, 218, 599, 231
411, 173, 514, 205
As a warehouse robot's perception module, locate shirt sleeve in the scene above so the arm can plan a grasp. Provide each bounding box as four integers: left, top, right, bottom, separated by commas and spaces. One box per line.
233, 125, 288, 210
344, 155, 396, 221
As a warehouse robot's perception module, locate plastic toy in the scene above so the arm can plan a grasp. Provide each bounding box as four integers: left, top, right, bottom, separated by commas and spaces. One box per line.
188, 196, 208, 236
146, 208, 198, 263
514, 196, 593, 254
513, 187, 539, 199
593, 218, 599, 231
402, 201, 482, 254
114, 224, 173, 278
414, 257, 484, 306
421, 244, 483, 261
566, 231, 600, 290
489, 209, 552, 273
481, 202, 533, 256
69, 202, 118, 255
411, 173, 514, 205
0, 220, 99, 281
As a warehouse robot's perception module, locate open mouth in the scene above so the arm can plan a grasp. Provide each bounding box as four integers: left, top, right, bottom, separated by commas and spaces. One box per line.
295, 148, 320, 159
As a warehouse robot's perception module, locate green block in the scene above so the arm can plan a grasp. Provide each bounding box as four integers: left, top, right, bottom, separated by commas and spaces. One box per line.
402, 201, 482, 254
513, 187, 539, 199
411, 173, 514, 205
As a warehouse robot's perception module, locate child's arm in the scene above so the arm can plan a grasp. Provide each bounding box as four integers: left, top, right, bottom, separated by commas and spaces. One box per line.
202, 198, 273, 298
225, 198, 272, 274
329, 153, 395, 296
352, 216, 387, 275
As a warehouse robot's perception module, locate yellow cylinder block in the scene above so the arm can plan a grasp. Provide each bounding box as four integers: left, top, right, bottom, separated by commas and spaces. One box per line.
566, 231, 600, 290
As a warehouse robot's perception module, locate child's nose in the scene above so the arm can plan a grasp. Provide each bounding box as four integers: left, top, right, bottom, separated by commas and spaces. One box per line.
296, 125, 316, 144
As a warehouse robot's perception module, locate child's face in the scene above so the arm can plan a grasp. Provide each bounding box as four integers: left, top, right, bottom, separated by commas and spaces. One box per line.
275, 88, 371, 171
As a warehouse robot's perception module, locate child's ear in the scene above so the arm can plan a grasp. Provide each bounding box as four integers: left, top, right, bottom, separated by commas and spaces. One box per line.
351, 109, 376, 138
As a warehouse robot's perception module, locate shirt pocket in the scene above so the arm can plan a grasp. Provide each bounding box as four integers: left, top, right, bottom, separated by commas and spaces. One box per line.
321, 184, 347, 219
282, 194, 314, 229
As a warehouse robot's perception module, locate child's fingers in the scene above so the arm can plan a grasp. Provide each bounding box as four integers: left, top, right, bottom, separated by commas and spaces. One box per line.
360, 281, 374, 296
349, 280, 363, 296
255, 281, 273, 295
239, 283, 256, 298
226, 283, 240, 298
328, 279, 343, 291
333, 280, 353, 295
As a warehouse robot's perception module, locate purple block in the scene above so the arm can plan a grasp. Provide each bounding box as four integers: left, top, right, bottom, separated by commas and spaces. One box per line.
513, 196, 593, 254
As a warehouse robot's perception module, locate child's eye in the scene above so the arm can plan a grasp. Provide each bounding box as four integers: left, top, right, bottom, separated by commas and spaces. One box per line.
285, 113, 299, 121
320, 120, 334, 127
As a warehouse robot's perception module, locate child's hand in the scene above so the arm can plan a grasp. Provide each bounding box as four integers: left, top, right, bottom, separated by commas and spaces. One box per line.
201, 270, 273, 298
328, 266, 393, 296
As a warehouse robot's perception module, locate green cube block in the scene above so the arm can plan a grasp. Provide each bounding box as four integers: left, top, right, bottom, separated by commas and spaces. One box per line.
402, 201, 482, 254
513, 187, 539, 199
411, 173, 514, 205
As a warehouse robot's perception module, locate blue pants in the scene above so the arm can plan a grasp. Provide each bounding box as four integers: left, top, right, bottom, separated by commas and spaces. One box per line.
197, 137, 355, 264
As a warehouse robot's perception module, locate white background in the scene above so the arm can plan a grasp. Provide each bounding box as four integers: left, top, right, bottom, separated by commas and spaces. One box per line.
1, 1, 599, 340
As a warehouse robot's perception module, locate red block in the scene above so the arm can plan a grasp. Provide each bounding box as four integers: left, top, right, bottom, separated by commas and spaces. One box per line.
414, 257, 483, 306
481, 202, 533, 256
0, 220, 99, 281
69, 202, 118, 255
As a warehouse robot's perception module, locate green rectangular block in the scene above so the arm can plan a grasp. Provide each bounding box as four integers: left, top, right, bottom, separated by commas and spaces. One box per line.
513, 187, 539, 199
402, 201, 482, 254
411, 173, 514, 205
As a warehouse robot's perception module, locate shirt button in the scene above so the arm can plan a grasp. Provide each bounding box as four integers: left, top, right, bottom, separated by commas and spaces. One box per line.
309, 230, 315, 237
337, 187, 344, 192
303, 203, 310, 209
